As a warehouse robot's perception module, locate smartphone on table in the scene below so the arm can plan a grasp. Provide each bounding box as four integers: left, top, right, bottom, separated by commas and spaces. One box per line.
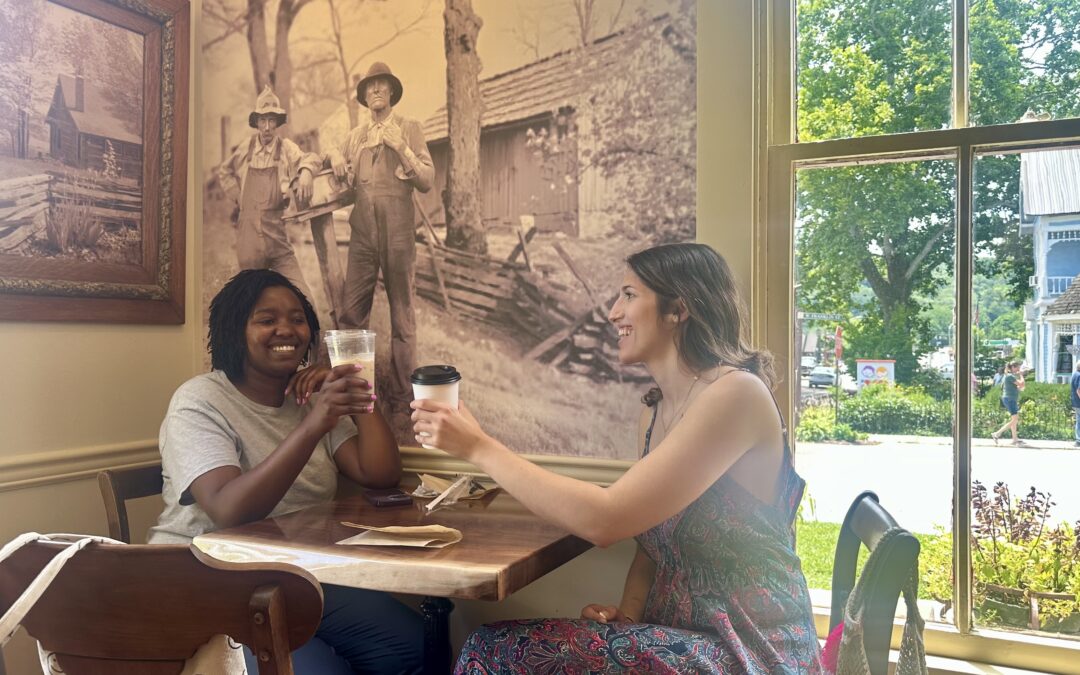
364, 488, 414, 507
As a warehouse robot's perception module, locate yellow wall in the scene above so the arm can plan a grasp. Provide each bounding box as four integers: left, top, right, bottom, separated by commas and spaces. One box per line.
0, 0, 751, 670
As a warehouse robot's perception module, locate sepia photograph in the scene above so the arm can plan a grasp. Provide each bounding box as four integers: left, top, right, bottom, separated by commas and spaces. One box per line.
0, 0, 187, 323
201, 0, 696, 458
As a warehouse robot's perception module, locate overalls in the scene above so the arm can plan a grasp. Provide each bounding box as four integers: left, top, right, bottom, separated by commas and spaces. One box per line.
236, 136, 314, 303
343, 127, 417, 409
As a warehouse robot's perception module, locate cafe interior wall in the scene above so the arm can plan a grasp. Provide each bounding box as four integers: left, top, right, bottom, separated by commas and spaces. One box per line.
0, 0, 750, 670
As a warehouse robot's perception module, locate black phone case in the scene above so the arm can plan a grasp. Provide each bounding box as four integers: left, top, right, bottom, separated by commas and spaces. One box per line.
364, 489, 413, 507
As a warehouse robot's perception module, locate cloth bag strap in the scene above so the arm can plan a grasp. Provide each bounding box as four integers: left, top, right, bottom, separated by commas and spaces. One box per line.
0, 533, 121, 648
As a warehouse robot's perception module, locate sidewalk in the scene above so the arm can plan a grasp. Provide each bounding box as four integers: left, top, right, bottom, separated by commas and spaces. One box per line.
794, 434, 1080, 532
866, 434, 1079, 451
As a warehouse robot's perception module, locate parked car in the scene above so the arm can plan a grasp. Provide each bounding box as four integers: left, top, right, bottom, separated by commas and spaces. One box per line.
808, 366, 857, 394
800, 356, 817, 376
939, 362, 955, 380
809, 366, 838, 388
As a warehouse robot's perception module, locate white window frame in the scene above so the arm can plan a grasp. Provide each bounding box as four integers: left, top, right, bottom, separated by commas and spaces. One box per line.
755, 0, 1080, 668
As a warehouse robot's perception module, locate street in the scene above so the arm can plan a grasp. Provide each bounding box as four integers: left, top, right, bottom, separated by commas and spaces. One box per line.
794, 435, 1080, 533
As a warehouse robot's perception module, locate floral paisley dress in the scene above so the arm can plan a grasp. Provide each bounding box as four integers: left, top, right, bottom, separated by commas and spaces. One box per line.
454, 391, 823, 674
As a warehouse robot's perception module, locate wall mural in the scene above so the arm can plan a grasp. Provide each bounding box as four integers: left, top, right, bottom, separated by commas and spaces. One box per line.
201, 0, 696, 458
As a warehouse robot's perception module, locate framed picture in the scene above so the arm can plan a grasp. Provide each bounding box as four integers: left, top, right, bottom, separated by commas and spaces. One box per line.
0, 0, 188, 323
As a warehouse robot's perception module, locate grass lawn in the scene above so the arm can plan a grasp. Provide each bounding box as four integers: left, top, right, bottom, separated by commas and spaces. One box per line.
797, 520, 940, 599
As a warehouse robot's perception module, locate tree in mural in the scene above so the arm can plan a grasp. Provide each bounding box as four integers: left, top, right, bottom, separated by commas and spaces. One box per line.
443, 0, 486, 253
204, 0, 434, 132
290, 0, 431, 129
796, 0, 1080, 381
202, 0, 316, 115
0, 0, 49, 158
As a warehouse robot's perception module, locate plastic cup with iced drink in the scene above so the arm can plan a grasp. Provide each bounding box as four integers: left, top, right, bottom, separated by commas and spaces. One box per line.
410, 365, 461, 449
324, 329, 376, 395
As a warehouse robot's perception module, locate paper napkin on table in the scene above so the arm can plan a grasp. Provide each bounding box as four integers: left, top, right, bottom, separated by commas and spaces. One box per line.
336, 522, 462, 548
412, 474, 498, 502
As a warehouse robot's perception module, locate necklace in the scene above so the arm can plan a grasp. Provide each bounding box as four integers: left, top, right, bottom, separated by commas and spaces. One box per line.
660, 375, 701, 433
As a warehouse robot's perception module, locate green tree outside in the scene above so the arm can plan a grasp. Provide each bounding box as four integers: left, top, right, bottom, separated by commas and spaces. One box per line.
795, 0, 1080, 383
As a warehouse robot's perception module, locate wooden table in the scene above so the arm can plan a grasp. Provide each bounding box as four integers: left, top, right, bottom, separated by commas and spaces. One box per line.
193, 489, 592, 674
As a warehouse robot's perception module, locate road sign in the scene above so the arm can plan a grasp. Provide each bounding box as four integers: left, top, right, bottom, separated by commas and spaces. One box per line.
798, 312, 844, 321
834, 326, 844, 360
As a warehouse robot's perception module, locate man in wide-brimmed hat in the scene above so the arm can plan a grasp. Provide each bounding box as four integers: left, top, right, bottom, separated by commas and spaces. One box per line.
218, 85, 320, 302
325, 62, 434, 417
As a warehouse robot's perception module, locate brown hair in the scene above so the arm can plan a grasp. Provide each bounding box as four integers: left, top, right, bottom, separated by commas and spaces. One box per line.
625, 243, 775, 406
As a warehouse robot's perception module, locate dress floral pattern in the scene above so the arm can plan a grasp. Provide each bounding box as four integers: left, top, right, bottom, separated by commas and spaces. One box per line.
454, 400, 823, 674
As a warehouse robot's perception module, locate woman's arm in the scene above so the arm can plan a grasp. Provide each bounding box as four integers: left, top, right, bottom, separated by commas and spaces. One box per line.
412, 371, 777, 547
333, 407, 402, 488
189, 365, 373, 528
581, 542, 656, 624
618, 543, 657, 621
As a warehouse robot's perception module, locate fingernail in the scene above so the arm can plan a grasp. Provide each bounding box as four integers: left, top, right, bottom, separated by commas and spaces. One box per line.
371, 394, 378, 401
367, 404, 375, 413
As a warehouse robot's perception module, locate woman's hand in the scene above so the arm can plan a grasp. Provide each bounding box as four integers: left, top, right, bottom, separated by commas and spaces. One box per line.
410, 400, 488, 460
286, 364, 331, 406
580, 604, 633, 624
306, 364, 376, 435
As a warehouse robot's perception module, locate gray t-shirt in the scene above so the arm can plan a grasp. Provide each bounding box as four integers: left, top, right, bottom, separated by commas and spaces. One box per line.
148, 371, 357, 544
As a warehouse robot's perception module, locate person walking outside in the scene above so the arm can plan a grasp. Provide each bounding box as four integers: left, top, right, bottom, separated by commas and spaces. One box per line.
992, 360, 1027, 446
325, 62, 433, 419
1071, 359, 1080, 448
218, 86, 320, 303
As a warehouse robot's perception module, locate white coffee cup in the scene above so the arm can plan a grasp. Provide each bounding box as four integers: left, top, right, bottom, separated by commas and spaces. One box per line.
410, 365, 461, 450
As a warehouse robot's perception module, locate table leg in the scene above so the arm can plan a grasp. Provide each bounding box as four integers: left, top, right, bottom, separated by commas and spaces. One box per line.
420, 595, 453, 674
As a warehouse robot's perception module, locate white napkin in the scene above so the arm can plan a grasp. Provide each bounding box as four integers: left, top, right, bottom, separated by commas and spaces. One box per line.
336, 522, 462, 548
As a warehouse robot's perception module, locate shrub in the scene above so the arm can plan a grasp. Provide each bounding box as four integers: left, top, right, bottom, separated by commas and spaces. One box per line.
838, 383, 951, 435
921, 481, 1080, 631
795, 404, 866, 443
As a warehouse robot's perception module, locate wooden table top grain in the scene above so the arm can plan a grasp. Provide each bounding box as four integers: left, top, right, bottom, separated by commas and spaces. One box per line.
193, 488, 593, 601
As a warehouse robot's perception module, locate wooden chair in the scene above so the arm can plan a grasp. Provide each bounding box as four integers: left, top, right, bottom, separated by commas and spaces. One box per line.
0, 539, 322, 675
98, 463, 163, 543
829, 490, 921, 675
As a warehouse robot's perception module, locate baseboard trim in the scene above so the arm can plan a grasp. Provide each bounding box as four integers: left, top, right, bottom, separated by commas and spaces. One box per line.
0, 441, 160, 492
400, 446, 629, 485
0, 443, 629, 493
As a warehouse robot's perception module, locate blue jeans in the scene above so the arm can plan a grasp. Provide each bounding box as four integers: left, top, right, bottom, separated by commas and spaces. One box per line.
1074, 407, 1080, 442
244, 584, 423, 674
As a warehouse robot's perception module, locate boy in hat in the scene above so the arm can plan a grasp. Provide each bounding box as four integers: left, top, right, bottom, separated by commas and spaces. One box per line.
218, 86, 320, 303
325, 63, 434, 416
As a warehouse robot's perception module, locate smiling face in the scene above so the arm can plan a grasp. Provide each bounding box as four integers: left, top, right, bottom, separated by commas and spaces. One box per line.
608, 268, 678, 366
242, 286, 311, 383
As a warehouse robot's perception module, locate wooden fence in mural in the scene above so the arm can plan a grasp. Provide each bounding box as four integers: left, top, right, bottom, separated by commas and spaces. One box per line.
0, 172, 141, 253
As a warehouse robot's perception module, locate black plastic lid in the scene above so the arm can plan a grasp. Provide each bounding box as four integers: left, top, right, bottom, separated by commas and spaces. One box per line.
410, 365, 461, 385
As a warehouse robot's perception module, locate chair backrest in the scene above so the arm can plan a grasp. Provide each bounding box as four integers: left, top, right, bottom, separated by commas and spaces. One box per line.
829, 490, 921, 675
98, 463, 164, 543
0, 540, 322, 675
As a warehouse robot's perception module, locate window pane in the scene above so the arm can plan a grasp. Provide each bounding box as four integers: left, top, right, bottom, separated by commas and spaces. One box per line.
796, 0, 952, 141
971, 148, 1080, 637
793, 158, 956, 625
969, 1, 1080, 126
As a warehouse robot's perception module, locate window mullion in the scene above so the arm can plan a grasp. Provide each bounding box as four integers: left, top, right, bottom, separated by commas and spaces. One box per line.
952, 0, 969, 128
953, 144, 974, 635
